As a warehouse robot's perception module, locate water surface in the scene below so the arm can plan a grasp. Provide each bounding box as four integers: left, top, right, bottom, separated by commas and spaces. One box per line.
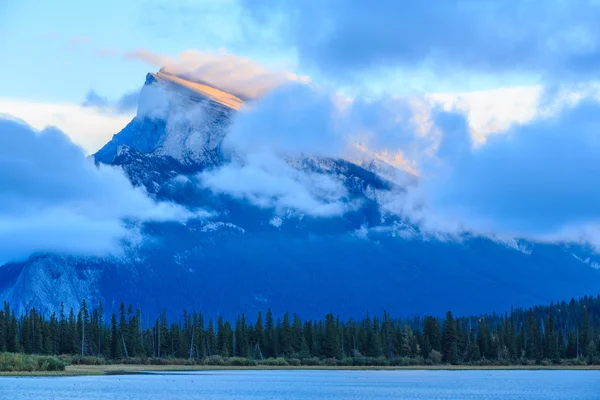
1, 370, 599, 399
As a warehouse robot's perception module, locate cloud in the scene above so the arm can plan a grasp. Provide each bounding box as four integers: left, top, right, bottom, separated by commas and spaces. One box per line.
225, 83, 343, 156
198, 83, 351, 216
0, 97, 133, 154
416, 97, 600, 241
196, 68, 600, 246
360, 90, 600, 248
195, 82, 460, 218
428, 86, 543, 143
82, 89, 140, 114
0, 118, 202, 263
223, 82, 440, 165
82, 90, 109, 108
241, 0, 600, 82
124, 49, 310, 99
200, 152, 349, 217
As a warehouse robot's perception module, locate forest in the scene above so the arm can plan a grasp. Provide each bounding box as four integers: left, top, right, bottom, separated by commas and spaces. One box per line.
1, 294, 599, 370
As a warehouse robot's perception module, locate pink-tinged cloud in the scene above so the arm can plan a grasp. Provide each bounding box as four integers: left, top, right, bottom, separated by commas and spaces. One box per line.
124, 49, 311, 100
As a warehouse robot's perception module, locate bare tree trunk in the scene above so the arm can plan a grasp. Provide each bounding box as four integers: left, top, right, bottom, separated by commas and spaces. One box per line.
577, 326, 580, 358
232, 331, 236, 357
189, 325, 195, 360
81, 318, 85, 356
152, 327, 156, 358
121, 334, 129, 358
254, 343, 264, 360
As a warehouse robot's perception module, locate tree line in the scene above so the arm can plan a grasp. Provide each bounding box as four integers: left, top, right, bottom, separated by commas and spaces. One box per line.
0, 295, 599, 366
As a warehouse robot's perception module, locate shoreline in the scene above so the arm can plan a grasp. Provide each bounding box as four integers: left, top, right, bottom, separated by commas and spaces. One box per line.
2, 364, 600, 377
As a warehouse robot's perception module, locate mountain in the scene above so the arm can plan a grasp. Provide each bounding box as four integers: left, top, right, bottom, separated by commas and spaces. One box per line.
1, 71, 600, 320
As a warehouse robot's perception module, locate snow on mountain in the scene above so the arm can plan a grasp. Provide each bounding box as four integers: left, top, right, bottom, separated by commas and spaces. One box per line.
95, 71, 235, 167
2, 70, 600, 320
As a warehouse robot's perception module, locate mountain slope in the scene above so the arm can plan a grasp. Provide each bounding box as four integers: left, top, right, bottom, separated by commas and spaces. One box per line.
1, 71, 600, 320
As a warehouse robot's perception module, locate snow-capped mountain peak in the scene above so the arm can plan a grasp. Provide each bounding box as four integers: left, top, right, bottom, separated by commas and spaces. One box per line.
3, 70, 600, 321
95, 71, 237, 166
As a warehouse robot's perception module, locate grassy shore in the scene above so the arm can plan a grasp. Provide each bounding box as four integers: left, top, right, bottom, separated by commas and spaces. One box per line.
2, 363, 599, 377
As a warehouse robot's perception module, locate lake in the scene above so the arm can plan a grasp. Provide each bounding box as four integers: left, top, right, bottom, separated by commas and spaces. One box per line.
1, 370, 599, 399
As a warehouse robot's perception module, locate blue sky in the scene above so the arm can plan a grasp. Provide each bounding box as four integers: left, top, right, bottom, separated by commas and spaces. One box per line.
0, 0, 299, 103
1, 0, 214, 101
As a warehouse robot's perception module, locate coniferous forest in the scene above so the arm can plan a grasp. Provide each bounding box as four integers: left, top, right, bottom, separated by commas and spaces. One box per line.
1, 295, 599, 371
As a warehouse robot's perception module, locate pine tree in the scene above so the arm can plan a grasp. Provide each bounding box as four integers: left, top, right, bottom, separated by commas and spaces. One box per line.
323, 314, 342, 359
442, 311, 458, 364
196, 312, 206, 359
0, 305, 6, 352
545, 311, 560, 363
581, 308, 591, 357
0, 293, 597, 366
281, 311, 293, 357
80, 300, 89, 356
110, 313, 120, 359
265, 308, 275, 358
118, 303, 128, 358
206, 319, 217, 357
367, 317, 382, 358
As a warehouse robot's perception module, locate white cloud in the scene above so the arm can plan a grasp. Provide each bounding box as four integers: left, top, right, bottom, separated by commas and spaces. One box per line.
0, 98, 133, 154
417, 97, 600, 242
364, 92, 600, 248
225, 83, 344, 156
198, 83, 351, 217
200, 152, 349, 217
81, 89, 140, 114
429, 86, 543, 143
0, 118, 203, 263
196, 70, 600, 247
429, 83, 600, 143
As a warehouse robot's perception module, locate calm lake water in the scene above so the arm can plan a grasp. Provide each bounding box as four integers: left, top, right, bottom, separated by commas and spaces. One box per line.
1, 370, 599, 399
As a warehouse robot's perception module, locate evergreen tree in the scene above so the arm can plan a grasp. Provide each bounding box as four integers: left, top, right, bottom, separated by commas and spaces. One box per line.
206, 319, 217, 357
323, 314, 342, 359
110, 313, 120, 359
281, 312, 294, 357
545, 311, 560, 363
442, 311, 458, 364
0, 293, 597, 366
367, 317, 382, 358
264, 309, 275, 358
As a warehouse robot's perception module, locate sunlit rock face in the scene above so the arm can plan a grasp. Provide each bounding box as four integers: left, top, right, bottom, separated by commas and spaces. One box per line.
2, 71, 600, 321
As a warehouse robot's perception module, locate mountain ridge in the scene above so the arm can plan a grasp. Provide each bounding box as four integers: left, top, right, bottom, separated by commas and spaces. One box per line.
1, 70, 600, 320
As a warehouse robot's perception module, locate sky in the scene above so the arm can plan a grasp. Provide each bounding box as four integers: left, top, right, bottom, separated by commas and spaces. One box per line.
0, 0, 298, 101
2, 0, 600, 261
0, 0, 561, 153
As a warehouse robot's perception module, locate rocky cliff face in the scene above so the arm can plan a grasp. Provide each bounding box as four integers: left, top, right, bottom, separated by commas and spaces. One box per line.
2, 71, 600, 320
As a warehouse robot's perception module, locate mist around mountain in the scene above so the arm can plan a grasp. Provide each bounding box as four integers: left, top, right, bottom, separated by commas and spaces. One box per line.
1, 70, 600, 321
